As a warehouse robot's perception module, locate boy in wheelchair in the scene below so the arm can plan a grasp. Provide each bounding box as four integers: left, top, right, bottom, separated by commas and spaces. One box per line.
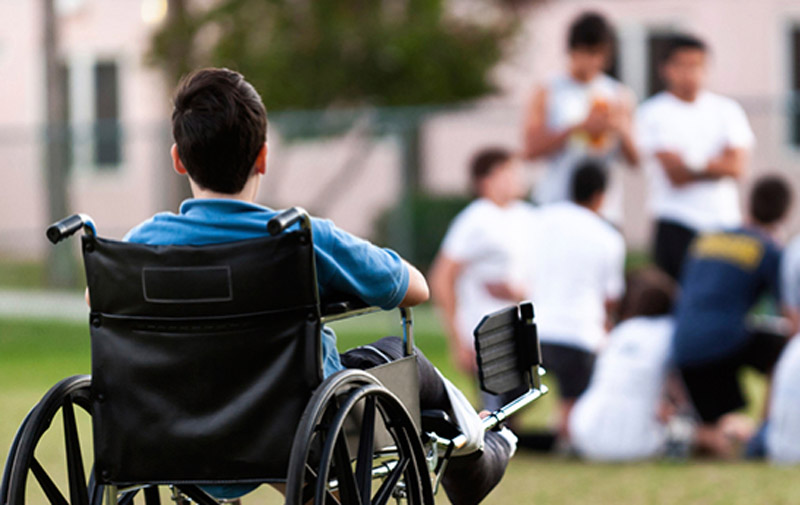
121, 68, 516, 505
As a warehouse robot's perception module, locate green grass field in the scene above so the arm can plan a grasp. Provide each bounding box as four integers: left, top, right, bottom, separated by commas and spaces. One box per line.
2, 309, 800, 505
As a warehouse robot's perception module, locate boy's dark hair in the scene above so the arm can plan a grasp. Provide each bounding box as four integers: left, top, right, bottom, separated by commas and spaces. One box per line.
568, 12, 614, 50
618, 267, 677, 321
571, 160, 607, 204
659, 33, 707, 64
172, 68, 267, 194
470, 147, 513, 195
750, 175, 792, 225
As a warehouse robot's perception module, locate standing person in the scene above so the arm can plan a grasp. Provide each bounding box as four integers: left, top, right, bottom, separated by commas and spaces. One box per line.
430, 148, 535, 411
637, 34, 755, 280
523, 11, 638, 223
528, 160, 626, 441
569, 268, 680, 461
672, 176, 791, 457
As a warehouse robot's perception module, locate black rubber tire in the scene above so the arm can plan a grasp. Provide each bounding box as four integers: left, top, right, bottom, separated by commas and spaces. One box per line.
1, 408, 35, 505
5, 375, 98, 505
285, 369, 433, 505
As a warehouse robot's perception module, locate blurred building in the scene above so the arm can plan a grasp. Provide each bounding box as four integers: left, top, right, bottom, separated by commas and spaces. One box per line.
2, 0, 800, 260
429, 0, 800, 247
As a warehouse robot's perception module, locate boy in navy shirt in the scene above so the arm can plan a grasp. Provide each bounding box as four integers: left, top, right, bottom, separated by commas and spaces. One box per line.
123, 68, 514, 505
673, 176, 792, 456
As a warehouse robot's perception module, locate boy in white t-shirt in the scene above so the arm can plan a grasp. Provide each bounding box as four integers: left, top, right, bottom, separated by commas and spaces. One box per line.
570, 268, 679, 461
529, 160, 626, 440
522, 11, 638, 223
430, 148, 535, 410
636, 33, 755, 280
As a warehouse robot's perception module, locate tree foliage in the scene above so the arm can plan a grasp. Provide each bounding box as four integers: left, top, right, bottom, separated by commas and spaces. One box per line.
148, 0, 531, 110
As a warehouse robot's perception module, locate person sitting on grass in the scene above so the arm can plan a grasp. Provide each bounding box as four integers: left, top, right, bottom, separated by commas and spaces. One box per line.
569, 267, 686, 461
117, 67, 516, 505
672, 175, 792, 457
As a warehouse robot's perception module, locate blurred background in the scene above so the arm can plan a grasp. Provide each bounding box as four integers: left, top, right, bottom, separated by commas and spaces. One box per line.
3, 1, 800, 504
4, 0, 800, 286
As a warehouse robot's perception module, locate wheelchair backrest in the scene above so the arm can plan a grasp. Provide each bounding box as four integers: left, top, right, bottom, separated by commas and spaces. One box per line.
82, 229, 323, 486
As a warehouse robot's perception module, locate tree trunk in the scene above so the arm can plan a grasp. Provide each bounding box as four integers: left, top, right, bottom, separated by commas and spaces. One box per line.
43, 0, 75, 288
160, 0, 193, 211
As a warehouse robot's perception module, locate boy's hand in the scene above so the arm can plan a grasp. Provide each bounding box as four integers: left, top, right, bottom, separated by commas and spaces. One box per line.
454, 342, 478, 374
484, 281, 526, 302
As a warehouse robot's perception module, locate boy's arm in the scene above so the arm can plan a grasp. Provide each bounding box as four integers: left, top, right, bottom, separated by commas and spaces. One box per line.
523, 86, 578, 159
614, 88, 639, 167
429, 254, 475, 373
399, 260, 430, 307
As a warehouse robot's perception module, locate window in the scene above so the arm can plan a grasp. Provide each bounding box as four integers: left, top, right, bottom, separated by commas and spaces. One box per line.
646, 32, 674, 97
790, 26, 800, 146
94, 61, 121, 166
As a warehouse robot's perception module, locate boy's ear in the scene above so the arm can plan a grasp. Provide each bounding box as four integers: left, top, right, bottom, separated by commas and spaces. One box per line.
254, 143, 267, 175
171, 144, 188, 175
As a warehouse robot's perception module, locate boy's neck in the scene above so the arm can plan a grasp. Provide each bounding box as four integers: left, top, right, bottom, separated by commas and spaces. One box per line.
189, 174, 261, 203
747, 219, 780, 239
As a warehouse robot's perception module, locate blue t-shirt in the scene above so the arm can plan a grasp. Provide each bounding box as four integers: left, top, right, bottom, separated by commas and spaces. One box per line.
124, 198, 410, 378
672, 226, 781, 366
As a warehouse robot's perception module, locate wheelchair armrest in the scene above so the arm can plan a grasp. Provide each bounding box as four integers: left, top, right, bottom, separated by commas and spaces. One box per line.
321, 294, 370, 316
421, 409, 462, 440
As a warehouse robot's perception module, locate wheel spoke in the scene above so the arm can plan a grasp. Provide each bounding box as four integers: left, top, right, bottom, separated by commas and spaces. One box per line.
302, 463, 341, 505
117, 489, 140, 505
30, 457, 69, 505
333, 432, 360, 505
371, 458, 408, 505
62, 399, 90, 505
144, 486, 161, 505
354, 396, 375, 504
87, 473, 103, 505
175, 485, 219, 505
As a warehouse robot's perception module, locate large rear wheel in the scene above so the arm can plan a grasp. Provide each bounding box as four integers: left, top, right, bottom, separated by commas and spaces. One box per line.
285, 370, 432, 505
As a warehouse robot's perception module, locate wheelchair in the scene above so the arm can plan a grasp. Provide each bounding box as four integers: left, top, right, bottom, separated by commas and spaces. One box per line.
2, 208, 548, 505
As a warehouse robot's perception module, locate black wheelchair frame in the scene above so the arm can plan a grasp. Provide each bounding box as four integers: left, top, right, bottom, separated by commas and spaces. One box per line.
1, 208, 548, 505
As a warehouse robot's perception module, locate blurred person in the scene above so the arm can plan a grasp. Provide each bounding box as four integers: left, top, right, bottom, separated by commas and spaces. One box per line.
780, 233, 800, 335
765, 334, 800, 463
569, 267, 682, 461
637, 34, 755, 280
522, 11, 638, 223
672, 176, 792, 457
528, 160, 626, 441
430, 148, 535, 411
755, 232, 800, 462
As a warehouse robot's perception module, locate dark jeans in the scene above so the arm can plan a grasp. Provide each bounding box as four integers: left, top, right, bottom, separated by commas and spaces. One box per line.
679, 329, 786, 423
340, 336, 451, 414
653, 219, 697, 280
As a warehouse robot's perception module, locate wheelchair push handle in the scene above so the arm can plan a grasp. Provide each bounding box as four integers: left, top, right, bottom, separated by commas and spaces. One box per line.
267, 207, 311, 235
46, 214, 96, 244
